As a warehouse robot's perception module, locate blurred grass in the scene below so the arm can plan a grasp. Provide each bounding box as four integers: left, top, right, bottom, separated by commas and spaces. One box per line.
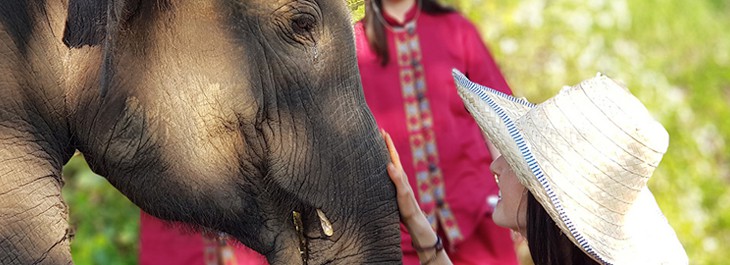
62, 154, 139, 265
63, 1, 729, 264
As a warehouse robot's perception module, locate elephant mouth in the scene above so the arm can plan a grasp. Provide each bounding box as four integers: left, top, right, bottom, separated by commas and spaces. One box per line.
292, 208, 335, 265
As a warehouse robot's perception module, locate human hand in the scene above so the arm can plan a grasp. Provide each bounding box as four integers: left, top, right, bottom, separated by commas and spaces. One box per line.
381, 129, 451, 265
380, 129, 425, 229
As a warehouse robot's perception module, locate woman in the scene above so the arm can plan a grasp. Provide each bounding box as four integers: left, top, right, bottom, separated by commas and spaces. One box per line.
356, 0, 519, 264
383, 71, 689, 264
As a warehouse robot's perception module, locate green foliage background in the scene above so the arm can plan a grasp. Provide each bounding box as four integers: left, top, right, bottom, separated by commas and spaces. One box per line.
63, 154, 139, 265
64, 0, 729, 264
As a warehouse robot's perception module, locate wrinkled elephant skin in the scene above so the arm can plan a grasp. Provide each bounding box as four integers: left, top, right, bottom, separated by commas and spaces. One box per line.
0, 1, 401, 264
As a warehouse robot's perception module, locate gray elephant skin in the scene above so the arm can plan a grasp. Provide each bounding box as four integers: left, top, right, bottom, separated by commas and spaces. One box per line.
0, 0, 402, 264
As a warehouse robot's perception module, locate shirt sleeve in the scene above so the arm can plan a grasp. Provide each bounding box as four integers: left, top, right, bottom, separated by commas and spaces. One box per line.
460, 19, 512, 96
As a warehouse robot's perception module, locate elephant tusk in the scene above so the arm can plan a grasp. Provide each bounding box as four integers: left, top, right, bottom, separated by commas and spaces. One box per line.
292, 211, 308, 264
316, 209, 334, 237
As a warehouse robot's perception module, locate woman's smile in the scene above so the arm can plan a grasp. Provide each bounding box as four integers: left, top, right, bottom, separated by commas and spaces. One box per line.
490, 156, 527, 231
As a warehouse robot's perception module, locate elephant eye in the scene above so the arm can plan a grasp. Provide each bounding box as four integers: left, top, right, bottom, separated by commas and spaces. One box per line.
291, 14, 316, 35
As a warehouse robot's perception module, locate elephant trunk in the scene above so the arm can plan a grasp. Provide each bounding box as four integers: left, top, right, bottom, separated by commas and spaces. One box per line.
0, 146, 73, 264
302, 137, 402, 264
305, 208, 403, 264
254, 133, 402, 264
265, 196, 402, 265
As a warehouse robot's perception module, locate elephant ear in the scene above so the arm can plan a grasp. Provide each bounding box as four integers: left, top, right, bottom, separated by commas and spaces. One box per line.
63, 0, 109, 48
63, 0, 143, 48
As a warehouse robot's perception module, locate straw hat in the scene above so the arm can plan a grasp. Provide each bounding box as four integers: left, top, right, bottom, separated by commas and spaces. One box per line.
453, 69, 687, 265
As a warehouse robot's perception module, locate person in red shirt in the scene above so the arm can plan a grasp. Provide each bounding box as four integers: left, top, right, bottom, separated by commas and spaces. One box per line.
139, 212, 267, 265
356, 0, 519, 264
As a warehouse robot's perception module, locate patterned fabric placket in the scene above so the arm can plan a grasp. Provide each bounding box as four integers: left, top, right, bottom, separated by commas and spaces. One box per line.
203, 231, 239, 265
394, 26, 464, 245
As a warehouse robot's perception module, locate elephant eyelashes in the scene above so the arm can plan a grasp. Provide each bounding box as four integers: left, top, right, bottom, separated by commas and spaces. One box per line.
316, 209, 334, 237
291, 14, 316, 35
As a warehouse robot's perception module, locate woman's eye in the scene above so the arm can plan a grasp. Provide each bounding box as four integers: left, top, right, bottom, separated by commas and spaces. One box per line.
291, 15, 315, 34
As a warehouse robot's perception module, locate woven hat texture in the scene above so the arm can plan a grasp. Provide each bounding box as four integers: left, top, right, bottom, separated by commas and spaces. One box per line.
453, 69, 687, 265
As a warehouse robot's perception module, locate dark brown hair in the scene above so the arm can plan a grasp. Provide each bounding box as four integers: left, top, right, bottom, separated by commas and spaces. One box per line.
362, 0, 454, 66
526, 192, 602, 265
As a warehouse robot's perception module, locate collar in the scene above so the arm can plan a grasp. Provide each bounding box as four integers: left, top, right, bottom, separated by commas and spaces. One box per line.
381, 2, 420, 27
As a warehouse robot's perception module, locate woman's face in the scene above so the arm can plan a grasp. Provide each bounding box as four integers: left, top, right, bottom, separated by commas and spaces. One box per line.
490, 156, 528, 232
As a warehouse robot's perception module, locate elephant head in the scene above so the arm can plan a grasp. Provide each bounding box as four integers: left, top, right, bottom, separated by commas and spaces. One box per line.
0, 1, 401, 264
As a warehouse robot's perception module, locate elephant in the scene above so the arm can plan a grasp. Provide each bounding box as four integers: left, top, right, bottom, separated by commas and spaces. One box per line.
0, 0, 402, 264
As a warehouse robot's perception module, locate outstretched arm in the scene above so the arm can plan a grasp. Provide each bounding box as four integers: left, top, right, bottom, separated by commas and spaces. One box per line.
381, 130, 453, 265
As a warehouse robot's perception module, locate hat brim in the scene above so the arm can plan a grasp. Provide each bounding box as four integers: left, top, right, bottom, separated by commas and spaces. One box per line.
452, 69, 539, 195
453, 69, 687, 265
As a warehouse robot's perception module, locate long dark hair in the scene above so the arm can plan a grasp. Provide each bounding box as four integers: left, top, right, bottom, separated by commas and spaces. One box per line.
363, 0, 454, 66
526, 192, 601, 265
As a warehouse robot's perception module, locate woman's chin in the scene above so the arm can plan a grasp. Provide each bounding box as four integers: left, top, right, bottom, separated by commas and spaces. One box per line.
491, 204, 509, 229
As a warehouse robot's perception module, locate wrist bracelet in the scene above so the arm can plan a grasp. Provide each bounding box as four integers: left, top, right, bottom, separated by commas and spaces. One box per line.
412, 236, 443, 252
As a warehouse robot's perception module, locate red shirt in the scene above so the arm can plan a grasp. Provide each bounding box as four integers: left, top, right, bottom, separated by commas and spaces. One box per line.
355, 8, 511, 250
